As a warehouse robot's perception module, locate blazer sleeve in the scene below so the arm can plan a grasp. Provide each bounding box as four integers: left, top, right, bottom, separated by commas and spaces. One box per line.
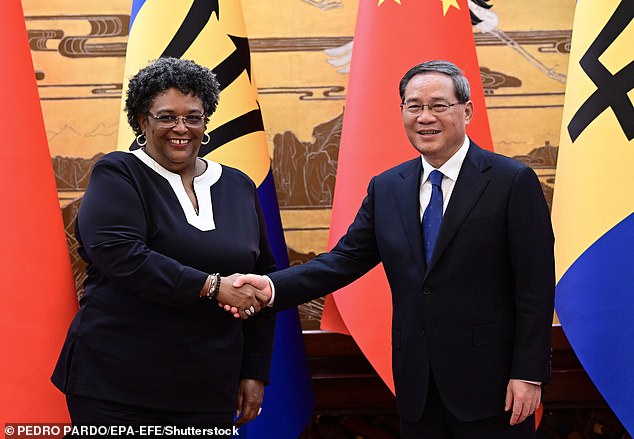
240, 193, 277, 383
76, 156, 208, 309
507, 165, 555, 383
270, 177, 382, 310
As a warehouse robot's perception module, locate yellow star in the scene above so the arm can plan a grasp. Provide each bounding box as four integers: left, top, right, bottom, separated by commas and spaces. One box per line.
440, 0, 460, 15
377, 0, 401, 5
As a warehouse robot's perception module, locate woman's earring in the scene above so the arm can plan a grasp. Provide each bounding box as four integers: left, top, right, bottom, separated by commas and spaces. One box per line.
136, 133, 147, 147
201, 132, 210, 145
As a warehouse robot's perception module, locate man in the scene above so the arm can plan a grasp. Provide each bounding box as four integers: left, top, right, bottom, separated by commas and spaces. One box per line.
232, 60, 555, 438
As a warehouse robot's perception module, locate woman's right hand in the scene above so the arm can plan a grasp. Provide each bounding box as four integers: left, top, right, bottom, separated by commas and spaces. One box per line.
217, 274, 269, 319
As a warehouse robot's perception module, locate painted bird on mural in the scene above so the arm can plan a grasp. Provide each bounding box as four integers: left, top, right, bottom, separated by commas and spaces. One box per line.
467, 0, 567, 82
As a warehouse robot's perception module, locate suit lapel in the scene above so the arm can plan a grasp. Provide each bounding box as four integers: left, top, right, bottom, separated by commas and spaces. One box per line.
394, 158, 426, 274
426, 142, 491, 276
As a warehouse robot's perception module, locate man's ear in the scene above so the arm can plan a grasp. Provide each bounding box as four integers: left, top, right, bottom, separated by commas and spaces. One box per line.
464, 100, 474, 125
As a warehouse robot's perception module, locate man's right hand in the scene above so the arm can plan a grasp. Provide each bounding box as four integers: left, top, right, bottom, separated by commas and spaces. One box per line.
234, 274, 272, 300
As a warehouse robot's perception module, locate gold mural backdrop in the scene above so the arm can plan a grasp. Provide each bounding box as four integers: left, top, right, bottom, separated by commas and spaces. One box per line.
22, 0, 574, 329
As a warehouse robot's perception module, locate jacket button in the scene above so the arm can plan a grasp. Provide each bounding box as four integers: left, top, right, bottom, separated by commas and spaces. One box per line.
423, 287, 431, 295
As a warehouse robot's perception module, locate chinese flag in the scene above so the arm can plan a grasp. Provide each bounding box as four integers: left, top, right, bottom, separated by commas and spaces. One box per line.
321, 0, 492, 391
0, 0, 77, 423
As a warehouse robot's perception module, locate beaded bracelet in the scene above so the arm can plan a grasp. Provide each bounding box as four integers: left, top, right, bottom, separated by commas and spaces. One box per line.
208, 273, 221, 301
202, 273, 221, 301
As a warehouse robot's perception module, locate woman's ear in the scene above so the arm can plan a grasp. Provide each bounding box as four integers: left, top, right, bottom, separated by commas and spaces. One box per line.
136, 113, 148, 134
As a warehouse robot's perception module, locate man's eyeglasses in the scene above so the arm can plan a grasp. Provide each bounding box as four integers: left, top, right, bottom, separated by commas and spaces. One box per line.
147, 112, 206, 128
400, 102, 465, 117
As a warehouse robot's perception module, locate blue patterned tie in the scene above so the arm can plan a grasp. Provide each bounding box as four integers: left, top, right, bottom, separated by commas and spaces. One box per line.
422, 170, 444, 267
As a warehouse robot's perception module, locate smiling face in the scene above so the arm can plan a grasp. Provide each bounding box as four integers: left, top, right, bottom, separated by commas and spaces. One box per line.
401, 72, 473, 168
137, 88, 206, 175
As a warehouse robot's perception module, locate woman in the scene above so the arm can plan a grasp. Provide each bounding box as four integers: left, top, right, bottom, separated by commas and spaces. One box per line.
52, 57, 275, 429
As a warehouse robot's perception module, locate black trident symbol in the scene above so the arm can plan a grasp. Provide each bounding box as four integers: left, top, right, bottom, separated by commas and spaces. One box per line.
131, 0, 265, 154
567, 0, 634, 142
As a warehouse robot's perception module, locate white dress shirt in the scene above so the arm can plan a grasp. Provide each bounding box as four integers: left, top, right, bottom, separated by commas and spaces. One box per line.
419, 135, 470, 219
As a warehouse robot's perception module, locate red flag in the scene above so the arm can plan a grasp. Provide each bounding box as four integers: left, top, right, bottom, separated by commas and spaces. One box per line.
321, 0, 493, 391
0, 0, 77, 423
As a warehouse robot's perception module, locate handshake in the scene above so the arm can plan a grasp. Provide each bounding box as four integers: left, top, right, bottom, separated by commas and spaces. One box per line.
216, 274, 273, 319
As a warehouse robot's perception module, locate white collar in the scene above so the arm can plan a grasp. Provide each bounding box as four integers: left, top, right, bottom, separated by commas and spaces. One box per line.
421, 136, 470, 182
131, 148, 222, 231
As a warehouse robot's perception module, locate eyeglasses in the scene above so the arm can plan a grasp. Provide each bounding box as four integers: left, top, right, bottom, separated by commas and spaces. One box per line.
400, 102, 465, 116
147, 112, 206, 128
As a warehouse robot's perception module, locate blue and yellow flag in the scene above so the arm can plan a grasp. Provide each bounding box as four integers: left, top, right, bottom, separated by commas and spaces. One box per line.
117, 1, 314, 436
552, 0, 634, 434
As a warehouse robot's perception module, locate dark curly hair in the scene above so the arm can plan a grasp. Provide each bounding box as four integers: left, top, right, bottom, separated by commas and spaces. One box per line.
125, 57, 220, 136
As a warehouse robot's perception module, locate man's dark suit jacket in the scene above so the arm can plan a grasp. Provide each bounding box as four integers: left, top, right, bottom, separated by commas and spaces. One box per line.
270, 141, 555, 423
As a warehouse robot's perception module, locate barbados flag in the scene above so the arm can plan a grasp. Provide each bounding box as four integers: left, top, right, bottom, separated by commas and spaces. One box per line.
116, 1, 314, 436
552, 0, 634, 434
